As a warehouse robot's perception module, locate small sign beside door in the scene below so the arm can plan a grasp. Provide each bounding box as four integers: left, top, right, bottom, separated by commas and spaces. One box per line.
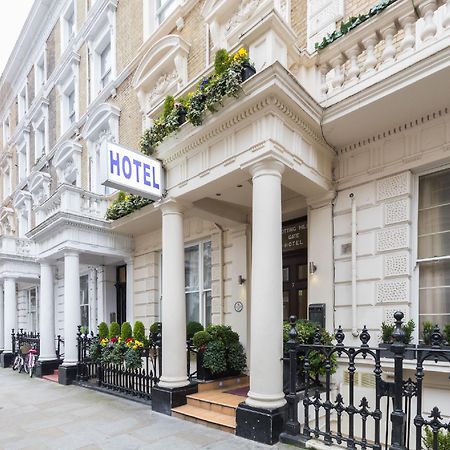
282, 220, 307, 252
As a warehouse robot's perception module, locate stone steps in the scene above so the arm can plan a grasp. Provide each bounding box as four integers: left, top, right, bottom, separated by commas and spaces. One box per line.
171, 376, 249, 433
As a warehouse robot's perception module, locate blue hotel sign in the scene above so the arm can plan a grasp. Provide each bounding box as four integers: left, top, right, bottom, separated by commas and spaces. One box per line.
101, 142, 164, 201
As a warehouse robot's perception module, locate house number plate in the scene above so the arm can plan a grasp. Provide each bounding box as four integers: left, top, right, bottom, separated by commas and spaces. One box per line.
234, 301, 244, 312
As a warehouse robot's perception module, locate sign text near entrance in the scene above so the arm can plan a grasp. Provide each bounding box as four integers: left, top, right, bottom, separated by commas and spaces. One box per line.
101, 142, 164, 200
282, 220, 307, 252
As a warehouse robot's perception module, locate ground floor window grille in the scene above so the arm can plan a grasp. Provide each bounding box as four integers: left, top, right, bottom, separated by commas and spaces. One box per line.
418, 168, 450, 333
185, 241, 212, 326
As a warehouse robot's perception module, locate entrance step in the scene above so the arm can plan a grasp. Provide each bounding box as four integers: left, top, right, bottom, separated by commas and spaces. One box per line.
42, 369, 59, 383
197, 375, 249, 392
172, 381, 249, 434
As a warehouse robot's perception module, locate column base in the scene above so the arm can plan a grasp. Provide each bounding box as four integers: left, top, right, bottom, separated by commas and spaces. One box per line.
58, 364, 78, 385
151, 382, 198, 415
35, 359, 62, 377
0, 352, 15, 368
279, 431, 310, 447
236, 402, 287, 445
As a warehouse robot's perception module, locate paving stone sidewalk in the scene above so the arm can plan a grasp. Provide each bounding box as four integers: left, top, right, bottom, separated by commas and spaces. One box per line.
0, 368, 289, 450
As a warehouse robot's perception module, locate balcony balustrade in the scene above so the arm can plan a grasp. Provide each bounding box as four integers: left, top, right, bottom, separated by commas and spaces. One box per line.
0, 235, 35, 257
316, 0, 450, 106
35, 184, 109, 227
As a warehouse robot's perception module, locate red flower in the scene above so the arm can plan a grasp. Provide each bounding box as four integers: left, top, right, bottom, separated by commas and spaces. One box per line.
126, 338, 133, 343
111, 337, 118, 343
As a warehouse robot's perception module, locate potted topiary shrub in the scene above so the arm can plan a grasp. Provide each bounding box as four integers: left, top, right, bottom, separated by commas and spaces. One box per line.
109, 322, 120, 339
418, 321, 450, 362
98, 322, 109, 339
192, 325, 246, 381
186, 321, 204, 340
379, 319, 415, 359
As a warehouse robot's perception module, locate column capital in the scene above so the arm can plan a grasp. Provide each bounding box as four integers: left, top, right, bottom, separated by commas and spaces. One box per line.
64, 250, 79, 258
248, 158, 285, 179
157, 198, 187, 215
306, 190, 336, 209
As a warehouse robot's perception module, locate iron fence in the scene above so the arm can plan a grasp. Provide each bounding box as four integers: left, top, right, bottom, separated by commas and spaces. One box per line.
280, 312, 450, 450
76, 326, 161, 401
11, 328, 63, 359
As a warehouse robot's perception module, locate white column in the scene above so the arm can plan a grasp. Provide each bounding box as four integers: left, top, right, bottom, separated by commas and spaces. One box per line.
0, 283, 4, 350
96, 266, 105, 323
63, 252, 80, 365
246, 159, 286, 410
126, 258, 134, 324
159, 200, 189, 388
39, 262, 57, 360
3, 278, 17, 352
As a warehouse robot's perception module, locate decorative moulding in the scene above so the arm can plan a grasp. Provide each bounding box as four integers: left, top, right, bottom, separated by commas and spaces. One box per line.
53, 141, 83, 187
376, 278, 409, 303
384, 252, 410, 277
377, 171, 411, 201
83, 102, 120, 142
376, 225, 409, 253
384, 197, 410, 225
133, 35, 190, 114
28, 171, 52, 206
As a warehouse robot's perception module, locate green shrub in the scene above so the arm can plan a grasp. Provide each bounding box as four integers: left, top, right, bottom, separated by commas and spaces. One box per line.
162, 95, 174, 119
133, 321, 146, 342
124, 348, 142, 370
150, 322, 160, 334
98, 322, 109, 339
214, 48, 230, 75
422, 321, 434, 345
121, 322, 132, 341
193, 330, 212, 348
227, 342, 246, 373
187, 321, 204, 339
203, 340, 227, 374
443, 324, 450, 345
205, 325, 239, 346
423, 427, 450, 450
109, 322, 120, 339
89, 339, 102, 363
80, 326, 89, 335
380, 319, 415, 344
282, 319, 336, 379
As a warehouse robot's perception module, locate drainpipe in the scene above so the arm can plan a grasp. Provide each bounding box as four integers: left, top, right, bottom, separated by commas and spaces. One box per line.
214, 223, 225, 324
350, 193, 359, 337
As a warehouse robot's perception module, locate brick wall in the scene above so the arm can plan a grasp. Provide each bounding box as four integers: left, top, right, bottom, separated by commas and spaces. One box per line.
116, 0, 143, 74
113, 72, 142, 150
78, 44, 88, 116
27, 66, 35, 108
46, 23, 58, 78
344, 0, 377, 21
291, 0, 308, 50
48, 87, 57, 149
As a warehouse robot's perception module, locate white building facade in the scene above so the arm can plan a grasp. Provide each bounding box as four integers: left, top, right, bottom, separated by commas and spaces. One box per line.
0, 0, 449, 445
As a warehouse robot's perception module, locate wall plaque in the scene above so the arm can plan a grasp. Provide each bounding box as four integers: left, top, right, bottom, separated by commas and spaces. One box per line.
282, 220, 307, 252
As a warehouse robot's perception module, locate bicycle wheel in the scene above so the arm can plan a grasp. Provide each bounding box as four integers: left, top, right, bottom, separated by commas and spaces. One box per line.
29, 355, 35, 378
12, 356, 20, 371
22, 358, 29, 374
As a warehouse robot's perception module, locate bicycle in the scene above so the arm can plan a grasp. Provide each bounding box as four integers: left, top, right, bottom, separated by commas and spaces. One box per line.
12, 343, 38, 377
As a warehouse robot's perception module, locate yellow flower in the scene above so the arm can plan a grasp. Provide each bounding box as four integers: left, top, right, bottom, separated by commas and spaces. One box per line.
238, 48, 247, 57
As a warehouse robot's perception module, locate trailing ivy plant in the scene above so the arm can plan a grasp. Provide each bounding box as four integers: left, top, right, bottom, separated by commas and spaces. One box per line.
315, 0, 398, 51
105, 191, 152, 221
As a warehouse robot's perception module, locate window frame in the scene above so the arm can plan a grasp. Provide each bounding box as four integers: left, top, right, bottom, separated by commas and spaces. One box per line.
156, 0, 178, 25
184, 240, 212, 326
17, 84, 28, 122
34, 49, 47, 95
61, 0, 76, 53
416, 165, 450, 336
27, 287, 39, 332
80, 274, 90, 330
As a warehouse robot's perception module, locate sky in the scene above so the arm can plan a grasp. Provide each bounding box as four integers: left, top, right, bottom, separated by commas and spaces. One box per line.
0, 0, 34, 77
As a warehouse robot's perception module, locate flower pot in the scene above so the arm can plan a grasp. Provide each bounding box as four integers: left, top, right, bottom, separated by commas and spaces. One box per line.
379, 343, 416, 360
178, 110, 187, 125
240, 62, 256, 82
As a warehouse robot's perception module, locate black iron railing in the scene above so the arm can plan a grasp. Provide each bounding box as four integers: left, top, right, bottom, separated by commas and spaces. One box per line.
280, 312, 450, 450
76, 325, 161, 401
11, 328, 63, 359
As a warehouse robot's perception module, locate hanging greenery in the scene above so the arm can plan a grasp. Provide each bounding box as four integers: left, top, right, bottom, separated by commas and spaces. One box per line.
106, 48, 255, 221
315, 0, 398, 51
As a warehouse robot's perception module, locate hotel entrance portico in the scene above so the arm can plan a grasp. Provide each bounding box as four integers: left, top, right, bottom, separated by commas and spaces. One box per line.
111, 64, 336, 443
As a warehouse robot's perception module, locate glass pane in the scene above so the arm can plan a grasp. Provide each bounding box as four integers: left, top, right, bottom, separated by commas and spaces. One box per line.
81, 305, 89, 328
185, 245, 199, 290
419, 169, 450, 209
283, 267, 289, 282
420, 260, 450, 287
80, 275, 88, 306
298, 265, 308, 280
419, 288, 450, 314
203, 241, 211, 289
283, 291, 289, 321
418, 203, 450, 235
418, 232, 450, 259
418, 314, 450, 336
204, 290, 212, 327
297, 289, 307, 320
118, 266, 126, 283
186, 292, 200, 323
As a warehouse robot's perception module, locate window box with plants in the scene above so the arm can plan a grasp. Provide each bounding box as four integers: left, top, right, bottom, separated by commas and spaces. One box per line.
417, 321, 450, 363
282, 319, 337, 393
191, 325, 247, 382
379, 319, 416, 360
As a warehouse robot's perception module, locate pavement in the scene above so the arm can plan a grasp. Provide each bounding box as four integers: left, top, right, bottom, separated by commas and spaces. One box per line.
0, 368, 290, 450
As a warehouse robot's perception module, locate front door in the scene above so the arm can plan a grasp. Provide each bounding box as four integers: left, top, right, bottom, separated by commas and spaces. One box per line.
283, 252, 308, 321
116, 265, 127, 324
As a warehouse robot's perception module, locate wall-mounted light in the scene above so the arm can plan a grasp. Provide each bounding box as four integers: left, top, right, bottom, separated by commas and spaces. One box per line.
238, 275, 246, 285
309, 262, 317, 274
